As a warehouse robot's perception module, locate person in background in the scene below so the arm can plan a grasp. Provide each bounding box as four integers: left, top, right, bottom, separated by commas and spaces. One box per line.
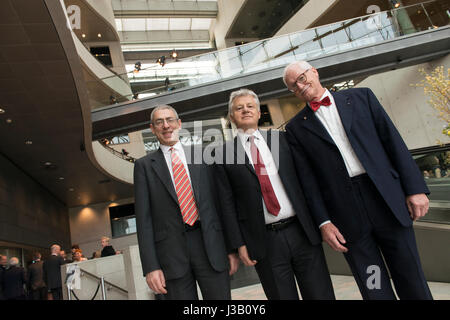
43, 244, 65, 300
27, 252, 47, 300
72, 249, 87, 262
60, 250, 72, 264
0, 254, 7, 300
2, 257, 26, 300
100, 236, 116, 257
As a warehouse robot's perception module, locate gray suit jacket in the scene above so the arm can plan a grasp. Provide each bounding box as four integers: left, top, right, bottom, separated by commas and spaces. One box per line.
134, 146, 228, 280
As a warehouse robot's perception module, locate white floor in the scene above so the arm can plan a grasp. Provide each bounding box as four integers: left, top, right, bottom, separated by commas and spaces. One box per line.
231, 274, 450, 300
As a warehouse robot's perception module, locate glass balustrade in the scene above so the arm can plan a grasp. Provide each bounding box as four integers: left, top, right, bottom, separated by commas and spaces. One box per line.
93, 0, 448, 105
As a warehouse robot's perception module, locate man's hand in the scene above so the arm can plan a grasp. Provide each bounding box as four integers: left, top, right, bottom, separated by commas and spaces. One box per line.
406, 193, 429, 221
145, 269, 167, 294
320, 222, 348, 253
238, 245, 257, 266
228, 253, 240, 275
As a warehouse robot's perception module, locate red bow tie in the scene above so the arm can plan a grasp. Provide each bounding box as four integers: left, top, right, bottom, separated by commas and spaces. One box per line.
309, 96, 331, 112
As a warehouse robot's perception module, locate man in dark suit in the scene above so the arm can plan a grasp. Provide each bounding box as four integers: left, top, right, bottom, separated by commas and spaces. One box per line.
283, 60, 432, 300
2, 257, 26, 300
0, 254, 7, 300
43, 244, 66, 300
27, 252, 47, 300
214, 89, 335, 300
134, 105, 238, 300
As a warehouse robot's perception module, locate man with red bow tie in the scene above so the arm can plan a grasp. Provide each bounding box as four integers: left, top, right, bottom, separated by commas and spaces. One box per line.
283, 60, 432, 300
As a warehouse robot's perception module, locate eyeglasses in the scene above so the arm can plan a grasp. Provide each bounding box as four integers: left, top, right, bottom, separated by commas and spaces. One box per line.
288, 68, 311, 93
152, 117, 178, 127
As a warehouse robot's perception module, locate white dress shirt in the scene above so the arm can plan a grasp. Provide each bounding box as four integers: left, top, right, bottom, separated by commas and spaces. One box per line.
237, 130, 296, 224
160, 141, 193, 189
313, 90, 366, 228
314, 89, 366, 178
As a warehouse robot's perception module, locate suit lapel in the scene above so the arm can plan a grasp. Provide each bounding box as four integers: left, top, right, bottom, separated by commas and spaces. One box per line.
185, 146, 202, 205
261, 129, 280, 170
300, 105, 335, 145
332, 91, 353, 135
150, 149, 178, 204
234, 136, 256, 177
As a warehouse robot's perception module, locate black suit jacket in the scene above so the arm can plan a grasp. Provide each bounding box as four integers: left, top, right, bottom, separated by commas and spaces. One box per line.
285, 88, 429, 241
214, 130, 321, 261
27, 260, 46, 290
101, 245, 116, 257
43, 255, 65, 289
2, 266, 26, 299
134, 145, 228, 280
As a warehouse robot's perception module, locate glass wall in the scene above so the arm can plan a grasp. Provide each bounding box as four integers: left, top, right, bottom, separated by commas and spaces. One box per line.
412, 144, 450, 224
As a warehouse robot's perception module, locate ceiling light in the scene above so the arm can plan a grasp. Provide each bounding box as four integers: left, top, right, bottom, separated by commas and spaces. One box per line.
97, 33, 102, 38
82, 33, 86, 38
6, 119, 12, 124
44, 161, 52, 166
25, 140, 33, 145
59, 177, 65, 180
0, 108, 5, 114
68, 188, 74, 192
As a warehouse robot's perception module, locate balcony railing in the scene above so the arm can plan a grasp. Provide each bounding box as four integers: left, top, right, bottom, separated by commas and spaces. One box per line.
98, 0, 448, 102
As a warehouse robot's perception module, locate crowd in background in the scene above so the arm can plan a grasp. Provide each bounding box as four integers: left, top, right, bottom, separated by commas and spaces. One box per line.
0, 236, 118, 300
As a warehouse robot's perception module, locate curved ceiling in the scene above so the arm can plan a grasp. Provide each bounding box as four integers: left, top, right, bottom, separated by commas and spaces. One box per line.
0, 0, 133, 207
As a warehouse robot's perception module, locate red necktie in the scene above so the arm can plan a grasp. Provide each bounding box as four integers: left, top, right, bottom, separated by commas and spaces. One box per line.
309, 96, 331, 112
170, 148, 199, 226
249, 136, 280, 216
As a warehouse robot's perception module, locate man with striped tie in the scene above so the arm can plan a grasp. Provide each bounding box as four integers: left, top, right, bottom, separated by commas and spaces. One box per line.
134, 105, 239, 300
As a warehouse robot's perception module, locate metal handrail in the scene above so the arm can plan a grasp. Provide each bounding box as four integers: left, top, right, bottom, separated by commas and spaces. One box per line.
79, 268, 128, 294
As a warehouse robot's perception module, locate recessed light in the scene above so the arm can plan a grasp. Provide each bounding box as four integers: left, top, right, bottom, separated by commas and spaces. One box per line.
0, 108, 5, 114
25, 140, 33, 145
58, 177, 65, 181
97, 33, 102, 38
44, 161, 52, 166
82, 33, 86, 38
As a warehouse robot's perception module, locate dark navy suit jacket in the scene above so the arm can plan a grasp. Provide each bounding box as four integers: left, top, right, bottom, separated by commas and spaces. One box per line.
285, 87, 429, 242
134, 146, 228, 280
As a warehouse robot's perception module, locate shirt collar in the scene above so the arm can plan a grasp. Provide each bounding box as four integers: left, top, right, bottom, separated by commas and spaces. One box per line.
237, 129, 262, 145
160, 141, 182, 154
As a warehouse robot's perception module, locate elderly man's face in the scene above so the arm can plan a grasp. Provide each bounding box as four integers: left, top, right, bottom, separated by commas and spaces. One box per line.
285, 65, 324, 102
230, 95, 261, 132
150, 108, 182, 146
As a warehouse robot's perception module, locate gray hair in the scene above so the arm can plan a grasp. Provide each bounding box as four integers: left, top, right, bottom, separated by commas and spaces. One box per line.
9, 257, 19, 266
228, 88, 260, 118
282, 60, 313, 87
150, 105, 179, 123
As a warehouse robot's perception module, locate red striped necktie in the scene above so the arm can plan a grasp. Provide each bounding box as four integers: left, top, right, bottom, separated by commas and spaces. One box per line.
170, 148, 199, 226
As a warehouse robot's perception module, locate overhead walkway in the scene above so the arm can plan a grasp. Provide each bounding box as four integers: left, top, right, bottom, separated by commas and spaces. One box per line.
92, 1, 450, 139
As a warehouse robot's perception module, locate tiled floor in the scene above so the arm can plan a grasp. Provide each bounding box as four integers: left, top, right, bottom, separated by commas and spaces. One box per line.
231, 275, 450, 300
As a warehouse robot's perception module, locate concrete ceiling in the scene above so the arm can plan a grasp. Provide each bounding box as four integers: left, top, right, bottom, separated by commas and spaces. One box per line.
226, 0, 309, 39
0, 0, 133, 207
